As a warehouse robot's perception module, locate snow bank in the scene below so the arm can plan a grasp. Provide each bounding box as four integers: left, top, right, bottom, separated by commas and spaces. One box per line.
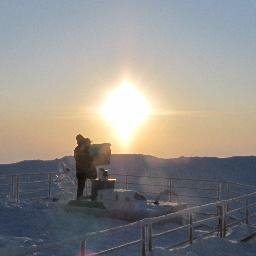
227, 224, 256, 242
0, 158, 256, 255
0, 170, 128, 256
169, 237, 256, 256
144, 236, 256, 256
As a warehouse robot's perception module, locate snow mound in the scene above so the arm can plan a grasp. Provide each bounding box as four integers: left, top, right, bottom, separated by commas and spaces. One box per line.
169, 237, 256, 256
227, 224, 256, 242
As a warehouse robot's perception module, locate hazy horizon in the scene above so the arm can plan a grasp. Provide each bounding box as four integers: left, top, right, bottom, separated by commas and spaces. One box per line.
2, 153, 256, 165
1, 1, 256, 163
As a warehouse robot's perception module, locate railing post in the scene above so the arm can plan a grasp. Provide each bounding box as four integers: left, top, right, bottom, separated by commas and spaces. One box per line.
169, 179, 173, 202
188, 212, 193, 244
217, 203, 221, 237
222, 203, 227, 238
48, 173, 52, 199
80, 239, 86, 256
16, 176, 19, 203
245, 198, 249, 225
226, 183, 230, 199
217, 202, 227, 238
11, 175, 15, 200
218, 182, 222, 201
141, 223, 147, 256
226, 183, 230, 211
148, 223, 153, 251
85, 180, 88, 197
125, 175, 128, 190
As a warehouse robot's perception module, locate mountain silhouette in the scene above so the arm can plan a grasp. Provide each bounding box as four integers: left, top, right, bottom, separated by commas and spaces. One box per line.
0, 155, 256, 185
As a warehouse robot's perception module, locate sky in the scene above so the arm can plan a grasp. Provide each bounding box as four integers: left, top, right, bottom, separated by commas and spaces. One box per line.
0, 0, 256, 163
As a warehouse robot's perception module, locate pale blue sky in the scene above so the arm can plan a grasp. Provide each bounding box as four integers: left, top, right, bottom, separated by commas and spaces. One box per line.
0, 1, 256, 162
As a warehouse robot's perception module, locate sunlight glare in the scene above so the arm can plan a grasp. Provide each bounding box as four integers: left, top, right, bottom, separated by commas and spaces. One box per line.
101, 81, 151, 143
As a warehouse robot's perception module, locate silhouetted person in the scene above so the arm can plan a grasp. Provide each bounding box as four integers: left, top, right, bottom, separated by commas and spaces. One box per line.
74, 134, 95, 199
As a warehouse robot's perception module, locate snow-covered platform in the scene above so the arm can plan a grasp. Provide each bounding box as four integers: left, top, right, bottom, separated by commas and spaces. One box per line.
0, 168, 256, 256
66, 189, 187, 221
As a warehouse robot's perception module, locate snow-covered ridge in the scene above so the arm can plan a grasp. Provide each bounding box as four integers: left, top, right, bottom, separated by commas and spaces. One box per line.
1, 155, 256, 186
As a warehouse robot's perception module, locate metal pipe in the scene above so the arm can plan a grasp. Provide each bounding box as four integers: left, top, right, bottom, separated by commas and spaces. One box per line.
125, 175, 128, 190
188, 213, 193, 244
11, 175, 15, 200
148, 224, 153, 251
111, 172, 223, 183
245, 198, 249, 225
227, 183, 230, 200
141, 224, 146, 256
85, 180, 88, 197
16, 176, 19, 203
169, 179, 172, 202
80, 240, 86, 256
93, 239, 141, 255
48, 173, 53, 199
218, 182, 222, 201
219, 203, 227, 238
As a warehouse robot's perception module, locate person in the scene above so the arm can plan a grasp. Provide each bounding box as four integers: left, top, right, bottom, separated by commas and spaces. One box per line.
74, 134, 96, 199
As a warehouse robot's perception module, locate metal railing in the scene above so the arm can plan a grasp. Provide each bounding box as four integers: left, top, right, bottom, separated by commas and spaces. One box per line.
85, 173, 255, 206
15, 190, 256, 256
103, 173, 221, 202
1, 171, 254, 205
78, 175, 256, 255
0, 172, 56, 202
0, 171, 255, 256
77, 190, 256, 256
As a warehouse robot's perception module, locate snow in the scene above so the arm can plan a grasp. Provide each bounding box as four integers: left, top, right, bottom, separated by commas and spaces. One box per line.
0, 157, 256, 255
97, 189, 148, 219
148, 235, 256, 256
0, 199, 128, 256
169, 237, 256, 256
0, 169, 129, 256
227, 224, 256, 242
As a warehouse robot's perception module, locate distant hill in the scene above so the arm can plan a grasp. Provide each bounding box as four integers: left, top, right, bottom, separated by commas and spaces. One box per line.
0, 155, 256, 185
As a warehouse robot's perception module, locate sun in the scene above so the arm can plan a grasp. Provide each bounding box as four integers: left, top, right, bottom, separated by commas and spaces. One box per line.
101, 81, 151, 143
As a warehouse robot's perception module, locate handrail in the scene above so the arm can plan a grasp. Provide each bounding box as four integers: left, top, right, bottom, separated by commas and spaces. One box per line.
22, 192, 256, 256
0, 172, 57, 202
223, 181, 256, 189
13, 219, 142, 256
89, 239, 142, 256
225, 191, 256, 203
1, 171, 255, 189
0, 171, 254, 204
0, 171, 57, 177
152, 224, 190, 238
111, 172, 221, 183
0, 171, 255, 256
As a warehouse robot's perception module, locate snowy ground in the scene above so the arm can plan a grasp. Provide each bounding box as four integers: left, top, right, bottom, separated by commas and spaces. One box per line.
151, 236, 256, 256
0, 169, 130, 256
0, 165, 255, 256
0, 200, 129, 256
